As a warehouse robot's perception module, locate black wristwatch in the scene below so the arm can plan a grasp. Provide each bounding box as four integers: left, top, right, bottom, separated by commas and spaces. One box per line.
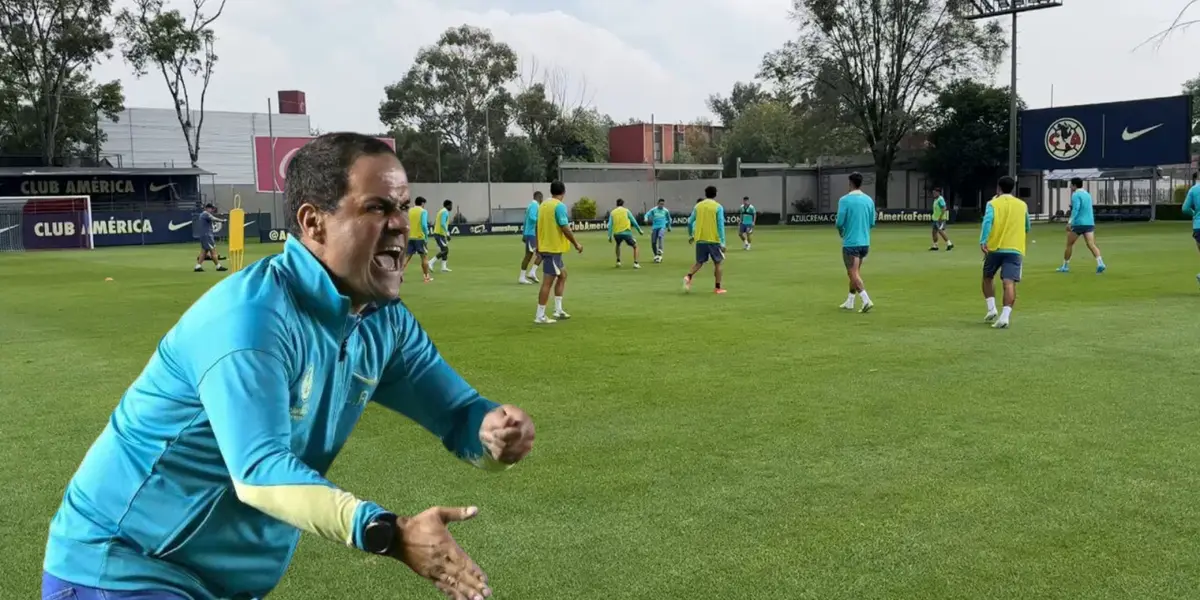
362, 513, 399, 555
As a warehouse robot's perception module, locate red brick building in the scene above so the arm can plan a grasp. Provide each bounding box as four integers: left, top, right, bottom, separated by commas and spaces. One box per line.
608, 123, 723, 163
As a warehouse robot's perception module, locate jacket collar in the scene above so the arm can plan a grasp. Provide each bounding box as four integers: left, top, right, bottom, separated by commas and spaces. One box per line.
277, 236, 396, 327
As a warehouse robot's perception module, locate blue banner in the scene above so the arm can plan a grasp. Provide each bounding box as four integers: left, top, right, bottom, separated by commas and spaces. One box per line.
23, 209, 199, 249
1020, 95, 1192, 171
786, 209, 933, 224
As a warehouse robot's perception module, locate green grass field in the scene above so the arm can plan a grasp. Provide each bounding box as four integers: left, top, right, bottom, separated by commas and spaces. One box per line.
3, 223, 1200, 599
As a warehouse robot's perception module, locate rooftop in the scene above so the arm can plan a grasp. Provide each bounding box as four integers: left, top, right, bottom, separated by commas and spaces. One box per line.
0, 166, 214, 177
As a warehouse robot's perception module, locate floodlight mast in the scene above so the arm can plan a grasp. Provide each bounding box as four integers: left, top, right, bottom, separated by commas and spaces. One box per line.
960, 0, 1063, 179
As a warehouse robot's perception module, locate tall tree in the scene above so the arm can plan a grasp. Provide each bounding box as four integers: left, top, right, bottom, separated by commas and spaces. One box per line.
1183, 74, 1200, 155
720, 102, 805, 166
760, 0, 1005, 205
920, 80, 1022, 207
116, 0, 225, 168
511, 59, 605, 181
0, 72, 123, 160
379, 25, 518, 182
0, 0, 122, 164
707, 81, 770, 128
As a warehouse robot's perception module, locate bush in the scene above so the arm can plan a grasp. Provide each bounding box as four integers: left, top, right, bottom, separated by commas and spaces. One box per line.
571, 197, 597, 220
791, 198, 815, 213
1174, 185, 1190, 204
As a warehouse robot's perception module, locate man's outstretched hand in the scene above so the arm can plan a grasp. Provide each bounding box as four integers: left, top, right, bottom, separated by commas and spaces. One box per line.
480, 405, 535, 464
396, 506, 491, 600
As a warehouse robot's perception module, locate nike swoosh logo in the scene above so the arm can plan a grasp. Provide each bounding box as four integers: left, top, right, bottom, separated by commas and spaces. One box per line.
148, 183, 173, 192
1122, 124, 1162, 141
0, 224, 18, 234
244, 221, 255, 227
353, 373, 377, 386
168, 220, 192, 231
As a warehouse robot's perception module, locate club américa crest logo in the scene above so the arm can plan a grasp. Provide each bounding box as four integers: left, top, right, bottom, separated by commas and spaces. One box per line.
1045, 118, 1086, 161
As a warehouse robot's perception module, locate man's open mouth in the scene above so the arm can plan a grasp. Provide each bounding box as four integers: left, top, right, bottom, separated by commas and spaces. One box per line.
373, 246, 402, 271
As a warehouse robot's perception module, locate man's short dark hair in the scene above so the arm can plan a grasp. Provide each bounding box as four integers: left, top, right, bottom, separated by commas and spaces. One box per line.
848, 172, 863, 188
657, 198, 665, 203
415, 196, 426, 206
550, 181, 565, 196
1070, 177, 1083, 188
932, 187, 941, 194
704, 186, 717, 199
616, 198, 624, 206
285, 132, 397, 234
998, 175, 1016, 194
203, 203, 215, 210
533, 191, 543, 200
443, 199, 452, 208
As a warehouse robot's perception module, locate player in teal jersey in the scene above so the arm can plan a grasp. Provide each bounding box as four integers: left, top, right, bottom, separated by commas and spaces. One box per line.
738, 197, 756, 250
928, 187, 954, 251
836, 172, 876, 312
519, 191, 543, 284
644, 198, 672, 262
1182, 172, 1200, 286
40, 133, 535, 600
1057, 177, 1106, 273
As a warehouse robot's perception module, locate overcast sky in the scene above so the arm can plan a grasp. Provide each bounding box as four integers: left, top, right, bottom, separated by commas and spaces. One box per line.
91, 0, 1200, 132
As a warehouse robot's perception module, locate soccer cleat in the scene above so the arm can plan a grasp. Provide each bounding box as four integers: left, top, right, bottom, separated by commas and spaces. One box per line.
992, 320, 1009, 329
839, 302, 855, 310
633, 263, 641, 269
194, 265, 203, 272
423, 276, 433, 283
528, 273, 539, 283
553, 311, 571, 320
714, 288, 726, 294
682, 276, 692, 292
216, 266, 228, 272
859, 302, 874, 313
616, 262, 621, 268
1056, 265, 1070, 273
984, 311, 998, 322
518, 278, 531, 285
534, 315, 557, 324
440, 267, 451, 272
929, 246, 939, 251
1096, 264, 1106, 274
946, 243, 954, 251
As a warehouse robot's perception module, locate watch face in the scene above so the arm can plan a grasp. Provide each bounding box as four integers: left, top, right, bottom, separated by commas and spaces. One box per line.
365, 521, 393, 554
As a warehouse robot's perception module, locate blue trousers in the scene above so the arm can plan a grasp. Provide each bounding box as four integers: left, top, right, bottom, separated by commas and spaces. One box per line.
651, 228, 666, 255
43, 572, 187, 599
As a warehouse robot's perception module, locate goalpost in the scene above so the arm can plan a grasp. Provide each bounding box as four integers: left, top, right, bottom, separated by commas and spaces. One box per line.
0, 195, 94, 252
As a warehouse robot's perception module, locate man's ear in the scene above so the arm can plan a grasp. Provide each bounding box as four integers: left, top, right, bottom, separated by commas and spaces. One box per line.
296, 203, 326, 244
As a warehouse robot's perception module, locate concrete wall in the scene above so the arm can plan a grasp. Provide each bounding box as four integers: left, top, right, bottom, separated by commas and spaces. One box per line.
100, 108, 311, 184
204, 170, 953, 229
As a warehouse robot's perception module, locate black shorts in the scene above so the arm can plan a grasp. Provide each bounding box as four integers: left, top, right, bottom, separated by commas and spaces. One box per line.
200, 240, 215, 252
842, 246, 869, 268
1071, 225, 1095, 235
983, 251, 1023, 281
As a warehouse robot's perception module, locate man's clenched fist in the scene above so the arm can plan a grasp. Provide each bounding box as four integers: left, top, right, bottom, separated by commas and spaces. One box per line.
479, 405, 534, 464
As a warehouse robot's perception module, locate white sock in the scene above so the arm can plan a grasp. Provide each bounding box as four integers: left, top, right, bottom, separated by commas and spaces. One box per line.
554, 296, 563, 312
986, 297, 996, 312
1096, 256, 1103, 264
858, 290, 871, 304
528, 266, 537, 276
845, 293, 856, 305
1000, 306, 1012, 321
430, 258, 438, 267
536, 305, 546, 318
519, 270, 527, 281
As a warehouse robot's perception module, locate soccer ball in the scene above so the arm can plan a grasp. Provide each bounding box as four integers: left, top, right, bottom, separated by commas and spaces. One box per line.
653, 255, 662, 263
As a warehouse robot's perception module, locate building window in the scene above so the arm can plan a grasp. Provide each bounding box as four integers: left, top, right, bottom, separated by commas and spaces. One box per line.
653, 141, 662, 162
674, 129, 685, 151
653, 125, 662, 143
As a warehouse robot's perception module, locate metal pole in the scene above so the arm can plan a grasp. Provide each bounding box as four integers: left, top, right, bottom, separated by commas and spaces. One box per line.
267, 98, 277, 221
1008, 12, 1019, 180
650, 114, 657, 206
436, 136, 442, 183
485, 108, 492, 223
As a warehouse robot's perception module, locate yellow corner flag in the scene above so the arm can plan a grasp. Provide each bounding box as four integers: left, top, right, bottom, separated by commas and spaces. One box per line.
229, 194, 245, 272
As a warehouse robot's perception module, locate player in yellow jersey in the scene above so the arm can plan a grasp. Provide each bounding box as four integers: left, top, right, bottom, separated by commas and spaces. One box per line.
534, 181, 583, 324
980, 176, 1030, 329
429, 199, 452, 273
403, 196, 432, 283
684, 185, 727, 294
607, 198, 643, 268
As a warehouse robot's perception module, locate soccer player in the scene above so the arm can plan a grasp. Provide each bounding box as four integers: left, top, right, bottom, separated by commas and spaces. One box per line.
836, 172, 876, 312
645, 197, 672, 261
194, 203, 228, 272
981, 175, 1031, 328
607, 198, 643, 268
535, 181, 583, 323
1183, 172, 1200, 285
929, 187, 954, 251
519, 191, 544, 284
683, 185, 727, 294
429, 199, 452, 273
738, 196, 756, 250
41, 132, 535, 600
1057, 177, 1106, 273
404, 196, 433, 282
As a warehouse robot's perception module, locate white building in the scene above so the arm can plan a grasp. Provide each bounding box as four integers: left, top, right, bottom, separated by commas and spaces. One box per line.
99, 107, 311, 185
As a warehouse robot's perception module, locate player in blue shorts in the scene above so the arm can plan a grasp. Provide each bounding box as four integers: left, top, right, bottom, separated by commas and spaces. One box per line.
981, 175, 1030, 328
534, 182, 583, 323
738, 196, 756, 250
519, 191, 543, 284
1182, 172, 1200, 286
836, 172, 876, 312
1057, 177, 1105, 273
684, 186, 726, 293
644, 198, 671, 261
607, 198, 643, 268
